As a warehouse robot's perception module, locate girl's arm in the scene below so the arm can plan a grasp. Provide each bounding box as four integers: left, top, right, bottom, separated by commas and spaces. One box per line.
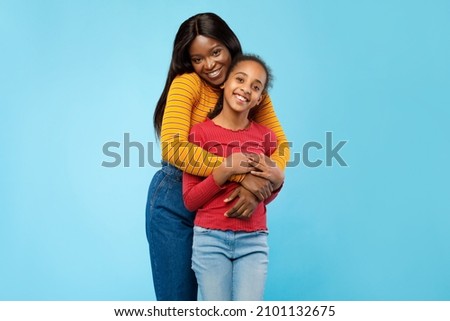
182, 172, 223, 212
182, 151, 253, 211
181, 122, 254, 211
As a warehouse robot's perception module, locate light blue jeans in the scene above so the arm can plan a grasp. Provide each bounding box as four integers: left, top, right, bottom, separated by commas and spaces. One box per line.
192, 226, 269, 301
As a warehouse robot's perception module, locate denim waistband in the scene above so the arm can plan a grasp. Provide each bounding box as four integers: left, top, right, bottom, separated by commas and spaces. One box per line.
161, 161, 182, 178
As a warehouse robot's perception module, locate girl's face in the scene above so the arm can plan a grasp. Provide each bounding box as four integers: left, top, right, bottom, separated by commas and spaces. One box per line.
222, 60, 267, 114
189, 35, 232, 88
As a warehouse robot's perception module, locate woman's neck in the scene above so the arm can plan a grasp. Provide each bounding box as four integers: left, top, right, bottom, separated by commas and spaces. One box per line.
212, 108, 250, 131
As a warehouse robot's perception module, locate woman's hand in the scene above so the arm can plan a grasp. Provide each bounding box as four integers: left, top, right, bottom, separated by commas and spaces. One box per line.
223, 186, 259, 219
240, 172, 273, 201
248, 154, 285, 190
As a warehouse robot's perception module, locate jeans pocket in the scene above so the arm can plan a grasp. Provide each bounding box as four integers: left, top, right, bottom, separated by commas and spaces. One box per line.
193, 226, 213, 234
148, 170, 168, 209
254, 230, 269, 236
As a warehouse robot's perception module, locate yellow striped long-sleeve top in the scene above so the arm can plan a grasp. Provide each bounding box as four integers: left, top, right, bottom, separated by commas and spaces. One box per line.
160, 72, 290, 182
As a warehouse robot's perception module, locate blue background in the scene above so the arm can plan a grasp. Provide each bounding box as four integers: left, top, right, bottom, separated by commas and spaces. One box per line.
1, 0, 449, 300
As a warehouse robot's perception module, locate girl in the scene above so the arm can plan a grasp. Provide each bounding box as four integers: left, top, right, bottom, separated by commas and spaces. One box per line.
146, 13, 290, 300
183, 54, 284, 300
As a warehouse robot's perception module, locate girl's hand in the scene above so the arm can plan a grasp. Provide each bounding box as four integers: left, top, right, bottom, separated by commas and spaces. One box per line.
224, 152, 254, 174
224, 186, 259, 219
248, 154, 285, 190
213, 152, 253, 186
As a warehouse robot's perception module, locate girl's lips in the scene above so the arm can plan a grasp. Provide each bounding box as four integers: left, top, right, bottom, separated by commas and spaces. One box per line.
234, 94, 249, 102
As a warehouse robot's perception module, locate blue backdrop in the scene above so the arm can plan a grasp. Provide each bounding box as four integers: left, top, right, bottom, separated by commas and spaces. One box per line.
1, 0, 449, 300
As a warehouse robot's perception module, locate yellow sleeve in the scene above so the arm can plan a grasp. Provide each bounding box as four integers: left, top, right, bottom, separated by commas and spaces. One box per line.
160, 74, 225, 177
253, 94, 290, 170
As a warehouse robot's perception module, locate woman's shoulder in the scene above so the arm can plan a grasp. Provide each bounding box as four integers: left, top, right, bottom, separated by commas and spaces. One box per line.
173, 72, 202, 86
167, 73, 203, 100
172, 72, 215, 95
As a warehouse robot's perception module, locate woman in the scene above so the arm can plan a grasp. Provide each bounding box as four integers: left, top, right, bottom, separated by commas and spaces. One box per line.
146, 12, 290, 301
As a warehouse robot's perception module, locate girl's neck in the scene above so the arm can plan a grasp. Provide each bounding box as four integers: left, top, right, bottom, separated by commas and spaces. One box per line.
212, 108, 250, 131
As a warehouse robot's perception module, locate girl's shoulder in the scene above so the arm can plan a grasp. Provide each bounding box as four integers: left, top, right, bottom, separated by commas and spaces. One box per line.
251, 121, 276, 136
190, 118, 213, 132
249, 121, 278, 155
188, 119, 212, 144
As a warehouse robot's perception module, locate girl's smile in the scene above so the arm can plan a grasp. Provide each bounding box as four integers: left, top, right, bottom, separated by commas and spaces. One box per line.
223, 60, 267, 114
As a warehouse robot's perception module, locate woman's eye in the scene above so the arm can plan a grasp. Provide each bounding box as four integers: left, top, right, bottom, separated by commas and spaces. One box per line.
192, 58, 202, 64
212, 49, 221, 56
236, 77, 243, 82
253, 85, 261, 91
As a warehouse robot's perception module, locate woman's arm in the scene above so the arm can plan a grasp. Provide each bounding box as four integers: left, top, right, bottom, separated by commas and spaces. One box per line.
161, 73, 221, 176
235, 95, 289, 199
223, 187, 260, 219
225, 127, 283, 214
248, 154, 285, 191
252, 94, 290, 170
160, 73, 248, 182
248, 154, 285, 206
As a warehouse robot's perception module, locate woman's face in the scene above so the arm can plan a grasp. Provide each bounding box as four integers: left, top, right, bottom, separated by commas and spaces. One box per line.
188, 35, 232, 88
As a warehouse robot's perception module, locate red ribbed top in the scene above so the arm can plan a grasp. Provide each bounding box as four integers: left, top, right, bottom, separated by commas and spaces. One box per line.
182, 118, 280, 232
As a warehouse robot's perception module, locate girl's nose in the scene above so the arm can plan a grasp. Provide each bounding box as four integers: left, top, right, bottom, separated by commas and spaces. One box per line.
240, 86, 250, 95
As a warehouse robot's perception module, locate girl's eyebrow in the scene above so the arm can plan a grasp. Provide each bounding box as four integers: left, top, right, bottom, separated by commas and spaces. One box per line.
234, 71, 264, 86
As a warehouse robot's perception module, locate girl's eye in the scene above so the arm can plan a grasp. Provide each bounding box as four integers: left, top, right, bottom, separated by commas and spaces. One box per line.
253, 85, 261, 91
235, 77, 244, 83
212, 49, 221, 56
192, 58, 202, 64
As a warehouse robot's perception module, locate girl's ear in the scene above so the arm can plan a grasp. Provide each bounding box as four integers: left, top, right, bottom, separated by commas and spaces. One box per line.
256, 96, 263, 106
256, 92, 266, 106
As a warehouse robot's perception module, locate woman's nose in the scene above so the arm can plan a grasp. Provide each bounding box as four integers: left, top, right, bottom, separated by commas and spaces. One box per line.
205, 57, 215, 70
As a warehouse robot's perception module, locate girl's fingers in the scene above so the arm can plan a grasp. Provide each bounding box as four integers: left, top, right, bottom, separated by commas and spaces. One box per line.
248, 159, 265, 170
250, 170, 269, 179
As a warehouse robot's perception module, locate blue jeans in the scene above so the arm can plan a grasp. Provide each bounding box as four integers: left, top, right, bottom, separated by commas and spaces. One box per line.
145, 162, 197, 300
192, 226, 269, 301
